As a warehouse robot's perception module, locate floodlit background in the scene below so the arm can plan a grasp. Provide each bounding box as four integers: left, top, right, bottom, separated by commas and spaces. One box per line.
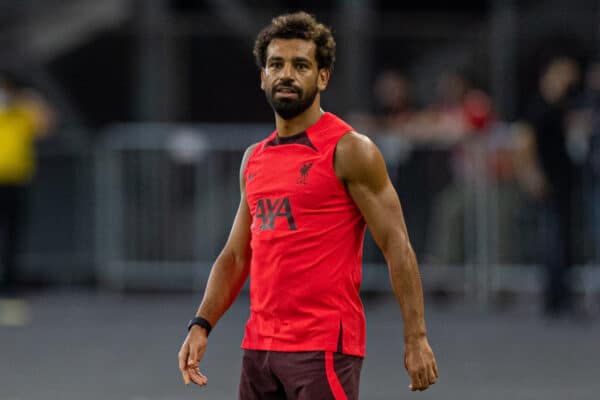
1, 1, 599, 399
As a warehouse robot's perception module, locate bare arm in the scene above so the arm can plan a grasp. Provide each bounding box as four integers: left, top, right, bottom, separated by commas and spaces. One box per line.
510, 122, 549, 199
194, 156, 254, 327
178, 143, 257, 386
335, 132, 438, 391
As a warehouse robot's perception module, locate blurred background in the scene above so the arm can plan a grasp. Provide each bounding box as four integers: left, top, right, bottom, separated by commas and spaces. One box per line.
1, 1, 600, 399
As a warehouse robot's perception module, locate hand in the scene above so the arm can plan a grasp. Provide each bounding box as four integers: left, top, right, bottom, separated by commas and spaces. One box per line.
404, 335, 438, 391
523, 169, 551, 201
178, 326, 209, 386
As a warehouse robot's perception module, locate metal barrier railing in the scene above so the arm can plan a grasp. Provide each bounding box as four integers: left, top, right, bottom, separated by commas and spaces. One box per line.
16, 142, 95, 285
95, 123, 269, 290
94, 122, 600, 305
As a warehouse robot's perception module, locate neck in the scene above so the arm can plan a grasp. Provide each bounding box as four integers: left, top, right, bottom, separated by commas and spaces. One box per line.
275, 97, 324, 137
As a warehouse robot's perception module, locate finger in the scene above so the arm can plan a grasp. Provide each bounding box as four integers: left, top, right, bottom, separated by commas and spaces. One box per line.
188, 365, 206, 380
178, 349, 191, 385
409, 381, 421, 391
418, 372, 428, 391
428, 366, 437, 385
408, 367, 418, 391
189, 365, 205, 378
188, 368, 206, 385
433, 361, 439, 378
188, 367, 208, 386
409, 374, 421, 391
416, 371, 429, 391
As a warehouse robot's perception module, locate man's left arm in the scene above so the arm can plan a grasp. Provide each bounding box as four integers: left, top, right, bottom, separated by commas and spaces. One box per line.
335, 132, 438, 392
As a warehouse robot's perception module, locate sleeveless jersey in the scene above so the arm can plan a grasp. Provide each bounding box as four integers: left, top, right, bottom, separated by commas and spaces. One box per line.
241, 112, 367, 357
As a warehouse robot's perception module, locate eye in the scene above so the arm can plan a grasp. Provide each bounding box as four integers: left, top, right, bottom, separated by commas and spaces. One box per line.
296, 63, 309, 71
269, 61, 283, 69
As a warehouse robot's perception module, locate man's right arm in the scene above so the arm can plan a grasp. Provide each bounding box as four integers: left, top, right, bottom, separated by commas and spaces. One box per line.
178, 143, 257, 386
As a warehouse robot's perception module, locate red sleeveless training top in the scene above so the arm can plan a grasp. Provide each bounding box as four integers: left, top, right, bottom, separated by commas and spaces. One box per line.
241, 112, 367, 357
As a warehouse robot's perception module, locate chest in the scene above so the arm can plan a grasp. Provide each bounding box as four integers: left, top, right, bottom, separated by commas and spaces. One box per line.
245, 144, 346, 221
0, 113, 32, 138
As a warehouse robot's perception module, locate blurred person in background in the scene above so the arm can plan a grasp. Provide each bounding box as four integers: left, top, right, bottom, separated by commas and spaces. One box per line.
0, 70, 54, 298
423, 70, 495, 265
512, 56, 580, 318
404, 70, 493, 143
178, 12, 437, 398
372, 69, 416, 129
588, 66, 600, 268
349, 69, 417, 134
352, 69, 493, 142
565, 60, 600, 270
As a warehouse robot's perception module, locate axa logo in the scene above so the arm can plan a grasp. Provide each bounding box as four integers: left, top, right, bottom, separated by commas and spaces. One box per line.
254, 197, 297, 231
297, 162, 313, 184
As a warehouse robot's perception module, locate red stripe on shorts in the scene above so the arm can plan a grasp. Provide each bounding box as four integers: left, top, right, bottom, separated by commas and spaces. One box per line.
325, 351, 348, 400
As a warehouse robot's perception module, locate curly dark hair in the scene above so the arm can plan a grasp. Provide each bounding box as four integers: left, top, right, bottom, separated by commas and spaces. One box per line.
253, 12, 336, 71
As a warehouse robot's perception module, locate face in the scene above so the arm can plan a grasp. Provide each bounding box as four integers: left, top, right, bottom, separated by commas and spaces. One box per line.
374, 71, 410, 110
544, 58, 580, 98
261, 38, 329, 120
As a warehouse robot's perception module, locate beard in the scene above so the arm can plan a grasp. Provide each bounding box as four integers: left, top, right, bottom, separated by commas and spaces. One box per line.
265, 79, 319, 120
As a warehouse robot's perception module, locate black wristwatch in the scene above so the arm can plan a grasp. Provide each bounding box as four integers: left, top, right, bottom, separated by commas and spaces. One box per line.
187, 317, 212, 336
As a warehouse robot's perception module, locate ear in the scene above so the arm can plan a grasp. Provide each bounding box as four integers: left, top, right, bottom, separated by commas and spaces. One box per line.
260, 68, 266, 91
318, 68, 330, 91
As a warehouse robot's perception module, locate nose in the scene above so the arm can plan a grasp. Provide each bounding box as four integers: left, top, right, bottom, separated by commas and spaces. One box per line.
280, 62, 295, 79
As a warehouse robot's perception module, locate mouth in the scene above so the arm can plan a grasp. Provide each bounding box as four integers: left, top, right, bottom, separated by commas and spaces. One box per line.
274, 85, 300, 99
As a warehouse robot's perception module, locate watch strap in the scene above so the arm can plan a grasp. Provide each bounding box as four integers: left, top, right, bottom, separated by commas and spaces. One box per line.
187, 317, 212, 336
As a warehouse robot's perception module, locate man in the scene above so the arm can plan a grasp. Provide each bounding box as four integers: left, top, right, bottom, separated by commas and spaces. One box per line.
178, 12, 438, 399
513, 56, 580, 317
0, 71, 53, 297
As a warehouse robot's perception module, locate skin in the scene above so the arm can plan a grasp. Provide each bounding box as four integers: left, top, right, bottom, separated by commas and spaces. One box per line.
0, 82, 54, 137
261, 39, 329, 137
178, 37, 438, 392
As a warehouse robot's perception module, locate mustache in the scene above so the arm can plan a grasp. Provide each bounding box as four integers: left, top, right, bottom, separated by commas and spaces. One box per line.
273, 81, 301, 94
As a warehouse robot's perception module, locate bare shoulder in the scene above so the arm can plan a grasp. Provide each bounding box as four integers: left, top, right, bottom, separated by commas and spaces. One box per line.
242, 142, 260, 166
335, 131, 387, 185
240, 142, 261, 187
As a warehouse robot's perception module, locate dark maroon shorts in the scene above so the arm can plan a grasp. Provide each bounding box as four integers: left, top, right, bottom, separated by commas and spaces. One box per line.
239, 350, 363, 400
